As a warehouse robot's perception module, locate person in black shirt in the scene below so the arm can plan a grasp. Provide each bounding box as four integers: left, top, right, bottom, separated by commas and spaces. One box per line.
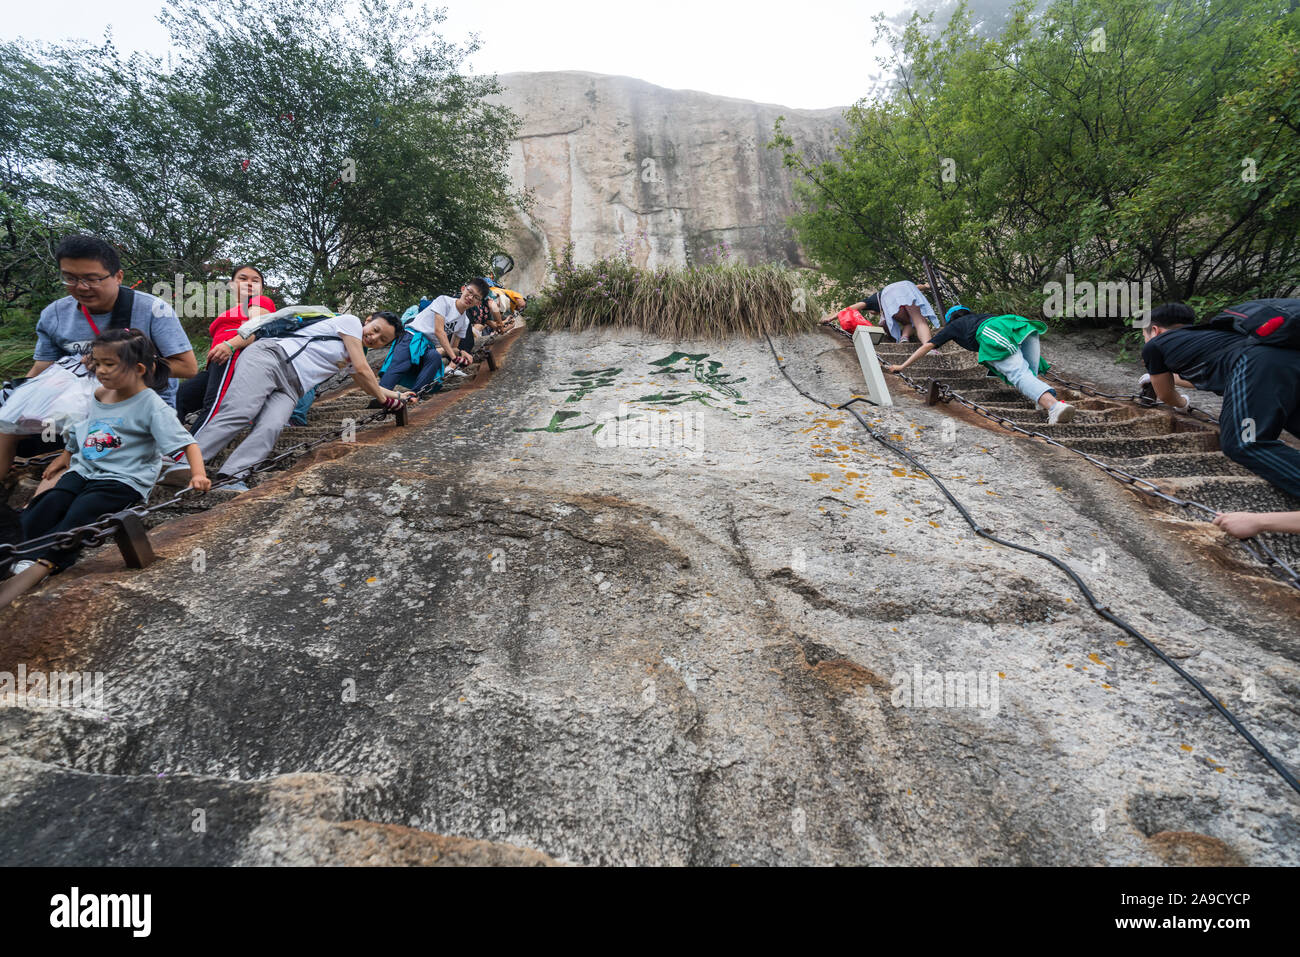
1142, 301, 1300, 499
887, 305, 1077, 424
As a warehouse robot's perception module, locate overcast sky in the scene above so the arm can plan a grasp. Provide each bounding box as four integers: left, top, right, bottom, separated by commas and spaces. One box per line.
2, 0, 910, 109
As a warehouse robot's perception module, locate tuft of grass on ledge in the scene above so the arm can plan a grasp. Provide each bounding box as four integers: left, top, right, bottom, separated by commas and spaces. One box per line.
527, 244, 827, 338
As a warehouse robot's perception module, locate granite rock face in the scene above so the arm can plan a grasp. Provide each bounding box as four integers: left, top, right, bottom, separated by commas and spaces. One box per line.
1, 329, 1297, 865
490, 72, 847, 293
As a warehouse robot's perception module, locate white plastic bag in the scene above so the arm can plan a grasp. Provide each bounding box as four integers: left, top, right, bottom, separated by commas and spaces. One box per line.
0, 356, 97, 435
237, 304, 334, 339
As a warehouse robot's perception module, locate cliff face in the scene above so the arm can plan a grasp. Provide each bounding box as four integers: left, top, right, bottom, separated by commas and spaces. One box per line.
490, 72, 847, 293
4, 329, 1298, 865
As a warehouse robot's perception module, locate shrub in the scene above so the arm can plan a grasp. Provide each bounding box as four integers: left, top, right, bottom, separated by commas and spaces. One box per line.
531, 242, 826, 338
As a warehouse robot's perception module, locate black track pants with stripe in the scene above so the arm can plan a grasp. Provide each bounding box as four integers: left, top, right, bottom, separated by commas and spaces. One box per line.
1218, 348, 1300, 501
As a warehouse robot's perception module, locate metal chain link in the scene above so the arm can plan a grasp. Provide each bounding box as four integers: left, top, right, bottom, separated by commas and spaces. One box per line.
1042, 369, 1221, 426
887, 366, 1300, 590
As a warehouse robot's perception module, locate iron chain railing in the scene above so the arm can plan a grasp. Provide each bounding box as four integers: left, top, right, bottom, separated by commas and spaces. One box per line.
890, 366, 1300, 591
1, 331, 507, 568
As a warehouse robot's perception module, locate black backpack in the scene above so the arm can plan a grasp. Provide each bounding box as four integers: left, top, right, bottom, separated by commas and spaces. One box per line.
1206, 299, 1300, 349
249, 309, 340, 362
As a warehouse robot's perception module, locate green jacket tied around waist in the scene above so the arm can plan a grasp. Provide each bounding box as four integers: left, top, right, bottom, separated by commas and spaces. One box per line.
975, 314, 1050, 382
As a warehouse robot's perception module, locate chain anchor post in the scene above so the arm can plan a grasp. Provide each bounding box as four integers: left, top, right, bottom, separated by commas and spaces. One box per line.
108, 511, 155, 569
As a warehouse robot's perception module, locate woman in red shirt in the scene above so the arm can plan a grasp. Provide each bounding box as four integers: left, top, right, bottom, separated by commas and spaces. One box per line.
177, 264, 274, 430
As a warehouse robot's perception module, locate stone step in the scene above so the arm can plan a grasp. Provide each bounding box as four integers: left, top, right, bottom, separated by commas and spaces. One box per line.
1052, 417, 1178, 439
874, 341, 968, 358
964, 405, 1127, 426
978, 402, 1139, 424
1108, 451, 1256, 479
291, 410, 385, 433
946, 383, 1024, 401
1157, 475, 1300, 514
1060, 430, 1222, 458
142, 486, 244, 525
270, 419, 397, 454
892, 356, 984, 375
312, 396, 372, 412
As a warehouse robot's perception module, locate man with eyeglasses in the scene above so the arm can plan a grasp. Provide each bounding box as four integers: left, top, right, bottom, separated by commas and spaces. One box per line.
33, 235, 198, 404
377, 279, 487, 394
1, 235, 196, 485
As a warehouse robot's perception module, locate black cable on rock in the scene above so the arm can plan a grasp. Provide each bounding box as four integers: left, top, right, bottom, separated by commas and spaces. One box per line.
765, 333, 1300, 798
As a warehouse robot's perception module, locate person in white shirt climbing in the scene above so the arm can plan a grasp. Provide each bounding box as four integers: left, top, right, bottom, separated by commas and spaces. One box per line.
173, 312, 413, 491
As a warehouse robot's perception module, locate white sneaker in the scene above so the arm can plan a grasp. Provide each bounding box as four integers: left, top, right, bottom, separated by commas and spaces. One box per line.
1047, 401, 1076, 425
10, 560, 35, 576
448, 368, 468, 378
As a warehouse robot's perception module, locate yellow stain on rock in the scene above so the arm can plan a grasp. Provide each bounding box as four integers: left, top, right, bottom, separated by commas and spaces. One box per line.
809, 473, 830, 482
875, 509, 888, 515
1180, 744, 1194, 752
1087, 653, 1109, 669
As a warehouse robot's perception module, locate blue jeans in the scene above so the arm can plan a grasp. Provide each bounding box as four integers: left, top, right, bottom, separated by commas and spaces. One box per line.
290, 387, 316, 426
379, 332, 444, 392
989, 334, 1055, 405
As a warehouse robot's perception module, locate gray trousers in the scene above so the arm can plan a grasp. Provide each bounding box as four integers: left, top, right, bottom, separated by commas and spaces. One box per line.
196, 340, 304, 478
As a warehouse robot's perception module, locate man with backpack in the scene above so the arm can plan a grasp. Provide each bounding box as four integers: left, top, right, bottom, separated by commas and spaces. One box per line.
175, 310, 412, 491
1141, 299, 1300, 499
1, 234, 197, 485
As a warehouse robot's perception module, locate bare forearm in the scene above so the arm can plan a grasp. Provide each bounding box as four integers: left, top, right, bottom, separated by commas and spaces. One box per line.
1255, 512, 1300, 534
896, 342, 936, 371
352, 362, 390, 400
1150, 374, 1184, 407
165, 351, 198, 379
183, 444, 206, 478
1214, 510, 1300, 538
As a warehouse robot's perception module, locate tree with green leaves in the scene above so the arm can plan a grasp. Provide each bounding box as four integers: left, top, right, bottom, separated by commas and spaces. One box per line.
775, 0, 1300, 320
159, 0, 520, 310
0, 0, 520, 324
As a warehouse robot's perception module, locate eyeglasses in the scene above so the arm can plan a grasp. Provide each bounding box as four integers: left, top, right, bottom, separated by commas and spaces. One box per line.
61, 273, 114, 288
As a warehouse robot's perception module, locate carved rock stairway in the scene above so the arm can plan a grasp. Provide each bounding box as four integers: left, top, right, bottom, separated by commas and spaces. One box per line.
870, 339, 1300, 568
2, 341, 500, 532
142, 349, 496, 521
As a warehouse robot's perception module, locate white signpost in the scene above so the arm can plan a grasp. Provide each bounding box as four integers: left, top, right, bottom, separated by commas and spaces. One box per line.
852, 325, 893, 407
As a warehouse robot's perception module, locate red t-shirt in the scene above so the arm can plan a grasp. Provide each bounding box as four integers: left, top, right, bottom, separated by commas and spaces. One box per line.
209, 295, 276, 347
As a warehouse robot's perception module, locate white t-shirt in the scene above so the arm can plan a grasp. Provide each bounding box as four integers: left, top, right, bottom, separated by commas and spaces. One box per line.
279, 314, 365, 390
409, 295, 469, 345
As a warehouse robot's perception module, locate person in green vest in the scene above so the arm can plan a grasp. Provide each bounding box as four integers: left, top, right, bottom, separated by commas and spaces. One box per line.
885, 305, 1077, 425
